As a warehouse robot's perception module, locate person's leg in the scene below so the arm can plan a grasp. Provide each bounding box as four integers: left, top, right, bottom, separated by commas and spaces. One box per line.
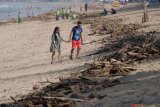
76, 40, 81, 58
51, 51, 55, 64
58, 15, 59, 21
56, 15, 58, 21
58, 50, 61, 62
70, 48, 74, 60
70, 40, 76, 60
76, 48, 81, 58
66, 14, 68, 19
62, 14, 64, 19
18, 18, 21, 23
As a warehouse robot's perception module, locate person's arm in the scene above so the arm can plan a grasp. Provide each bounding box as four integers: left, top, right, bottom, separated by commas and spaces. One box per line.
59, 35, 68, 42
69, 29, 73, 42
69, 31, 73, 42
81, 32, 83, 45
80, 28, 83, 45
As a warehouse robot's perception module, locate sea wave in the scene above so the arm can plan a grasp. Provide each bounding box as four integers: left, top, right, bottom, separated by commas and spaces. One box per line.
0, 5, 9, 8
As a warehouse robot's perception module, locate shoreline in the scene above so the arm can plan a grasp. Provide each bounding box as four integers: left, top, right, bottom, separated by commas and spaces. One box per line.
0, 11, 55, 25
0, 1, 83, 22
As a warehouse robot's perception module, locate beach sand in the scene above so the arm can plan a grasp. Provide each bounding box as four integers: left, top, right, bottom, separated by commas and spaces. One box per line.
0, 17, 106, 103
0, 3, 160, 106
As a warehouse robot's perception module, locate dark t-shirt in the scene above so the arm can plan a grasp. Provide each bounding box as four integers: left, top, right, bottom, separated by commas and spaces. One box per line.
112, 9, 116, 14
72, 26, 83, 41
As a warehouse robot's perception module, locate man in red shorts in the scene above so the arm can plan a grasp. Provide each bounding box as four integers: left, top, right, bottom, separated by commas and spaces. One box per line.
69, 21, 83, 60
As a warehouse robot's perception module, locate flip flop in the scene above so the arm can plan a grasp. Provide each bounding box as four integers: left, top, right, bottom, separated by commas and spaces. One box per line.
70, 55, 73, 60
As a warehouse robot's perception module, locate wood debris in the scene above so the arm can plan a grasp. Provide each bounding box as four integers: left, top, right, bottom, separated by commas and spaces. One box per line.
4, 58, 137, 107
81, 17, 142, 38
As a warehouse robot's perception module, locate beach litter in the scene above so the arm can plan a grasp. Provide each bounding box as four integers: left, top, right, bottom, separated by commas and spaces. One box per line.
2, 12, 160, 107
6, 59, 137, 107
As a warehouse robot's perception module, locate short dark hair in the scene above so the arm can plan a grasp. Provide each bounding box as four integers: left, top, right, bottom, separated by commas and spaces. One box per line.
77, 21, 82, 25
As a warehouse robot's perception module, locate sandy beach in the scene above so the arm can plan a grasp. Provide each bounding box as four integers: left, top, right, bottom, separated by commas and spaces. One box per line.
0, 3, 160, 106
0, 15, 106, 103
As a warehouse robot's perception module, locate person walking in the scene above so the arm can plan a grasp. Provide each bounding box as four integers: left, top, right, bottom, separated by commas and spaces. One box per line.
61, 8, 65, 19
66, 9, 70, 19
18, 12, 22, 24
69, 21, 83, 60
59, 8, 62, 19
80, 5, 82, 12
56, 9, 60, 21
50, 27, 68, 63
85, 3, 88, 12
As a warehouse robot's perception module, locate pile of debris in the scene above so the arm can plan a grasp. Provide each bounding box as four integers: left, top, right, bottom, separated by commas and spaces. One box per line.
24, 12, 55, 22
0, 19, 17, 25
78, 13, 101, 19
83, 60, 137, 77
81, 16, 159, 63
99, 32, 160, 63
7, 58, 136, 107
88, 3, 104, 10
81, 17, 142, 38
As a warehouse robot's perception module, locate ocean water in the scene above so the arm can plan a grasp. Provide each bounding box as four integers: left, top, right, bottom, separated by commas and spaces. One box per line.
0, 2, 77, 21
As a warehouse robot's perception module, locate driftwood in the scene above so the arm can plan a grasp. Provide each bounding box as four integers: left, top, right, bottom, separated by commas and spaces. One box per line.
32, 96, 88, 102
10, 96, 23, 107
6, 57, 137, 107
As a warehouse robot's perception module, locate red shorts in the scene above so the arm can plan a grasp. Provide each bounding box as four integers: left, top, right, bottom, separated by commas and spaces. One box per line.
72, 40, 81, 49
